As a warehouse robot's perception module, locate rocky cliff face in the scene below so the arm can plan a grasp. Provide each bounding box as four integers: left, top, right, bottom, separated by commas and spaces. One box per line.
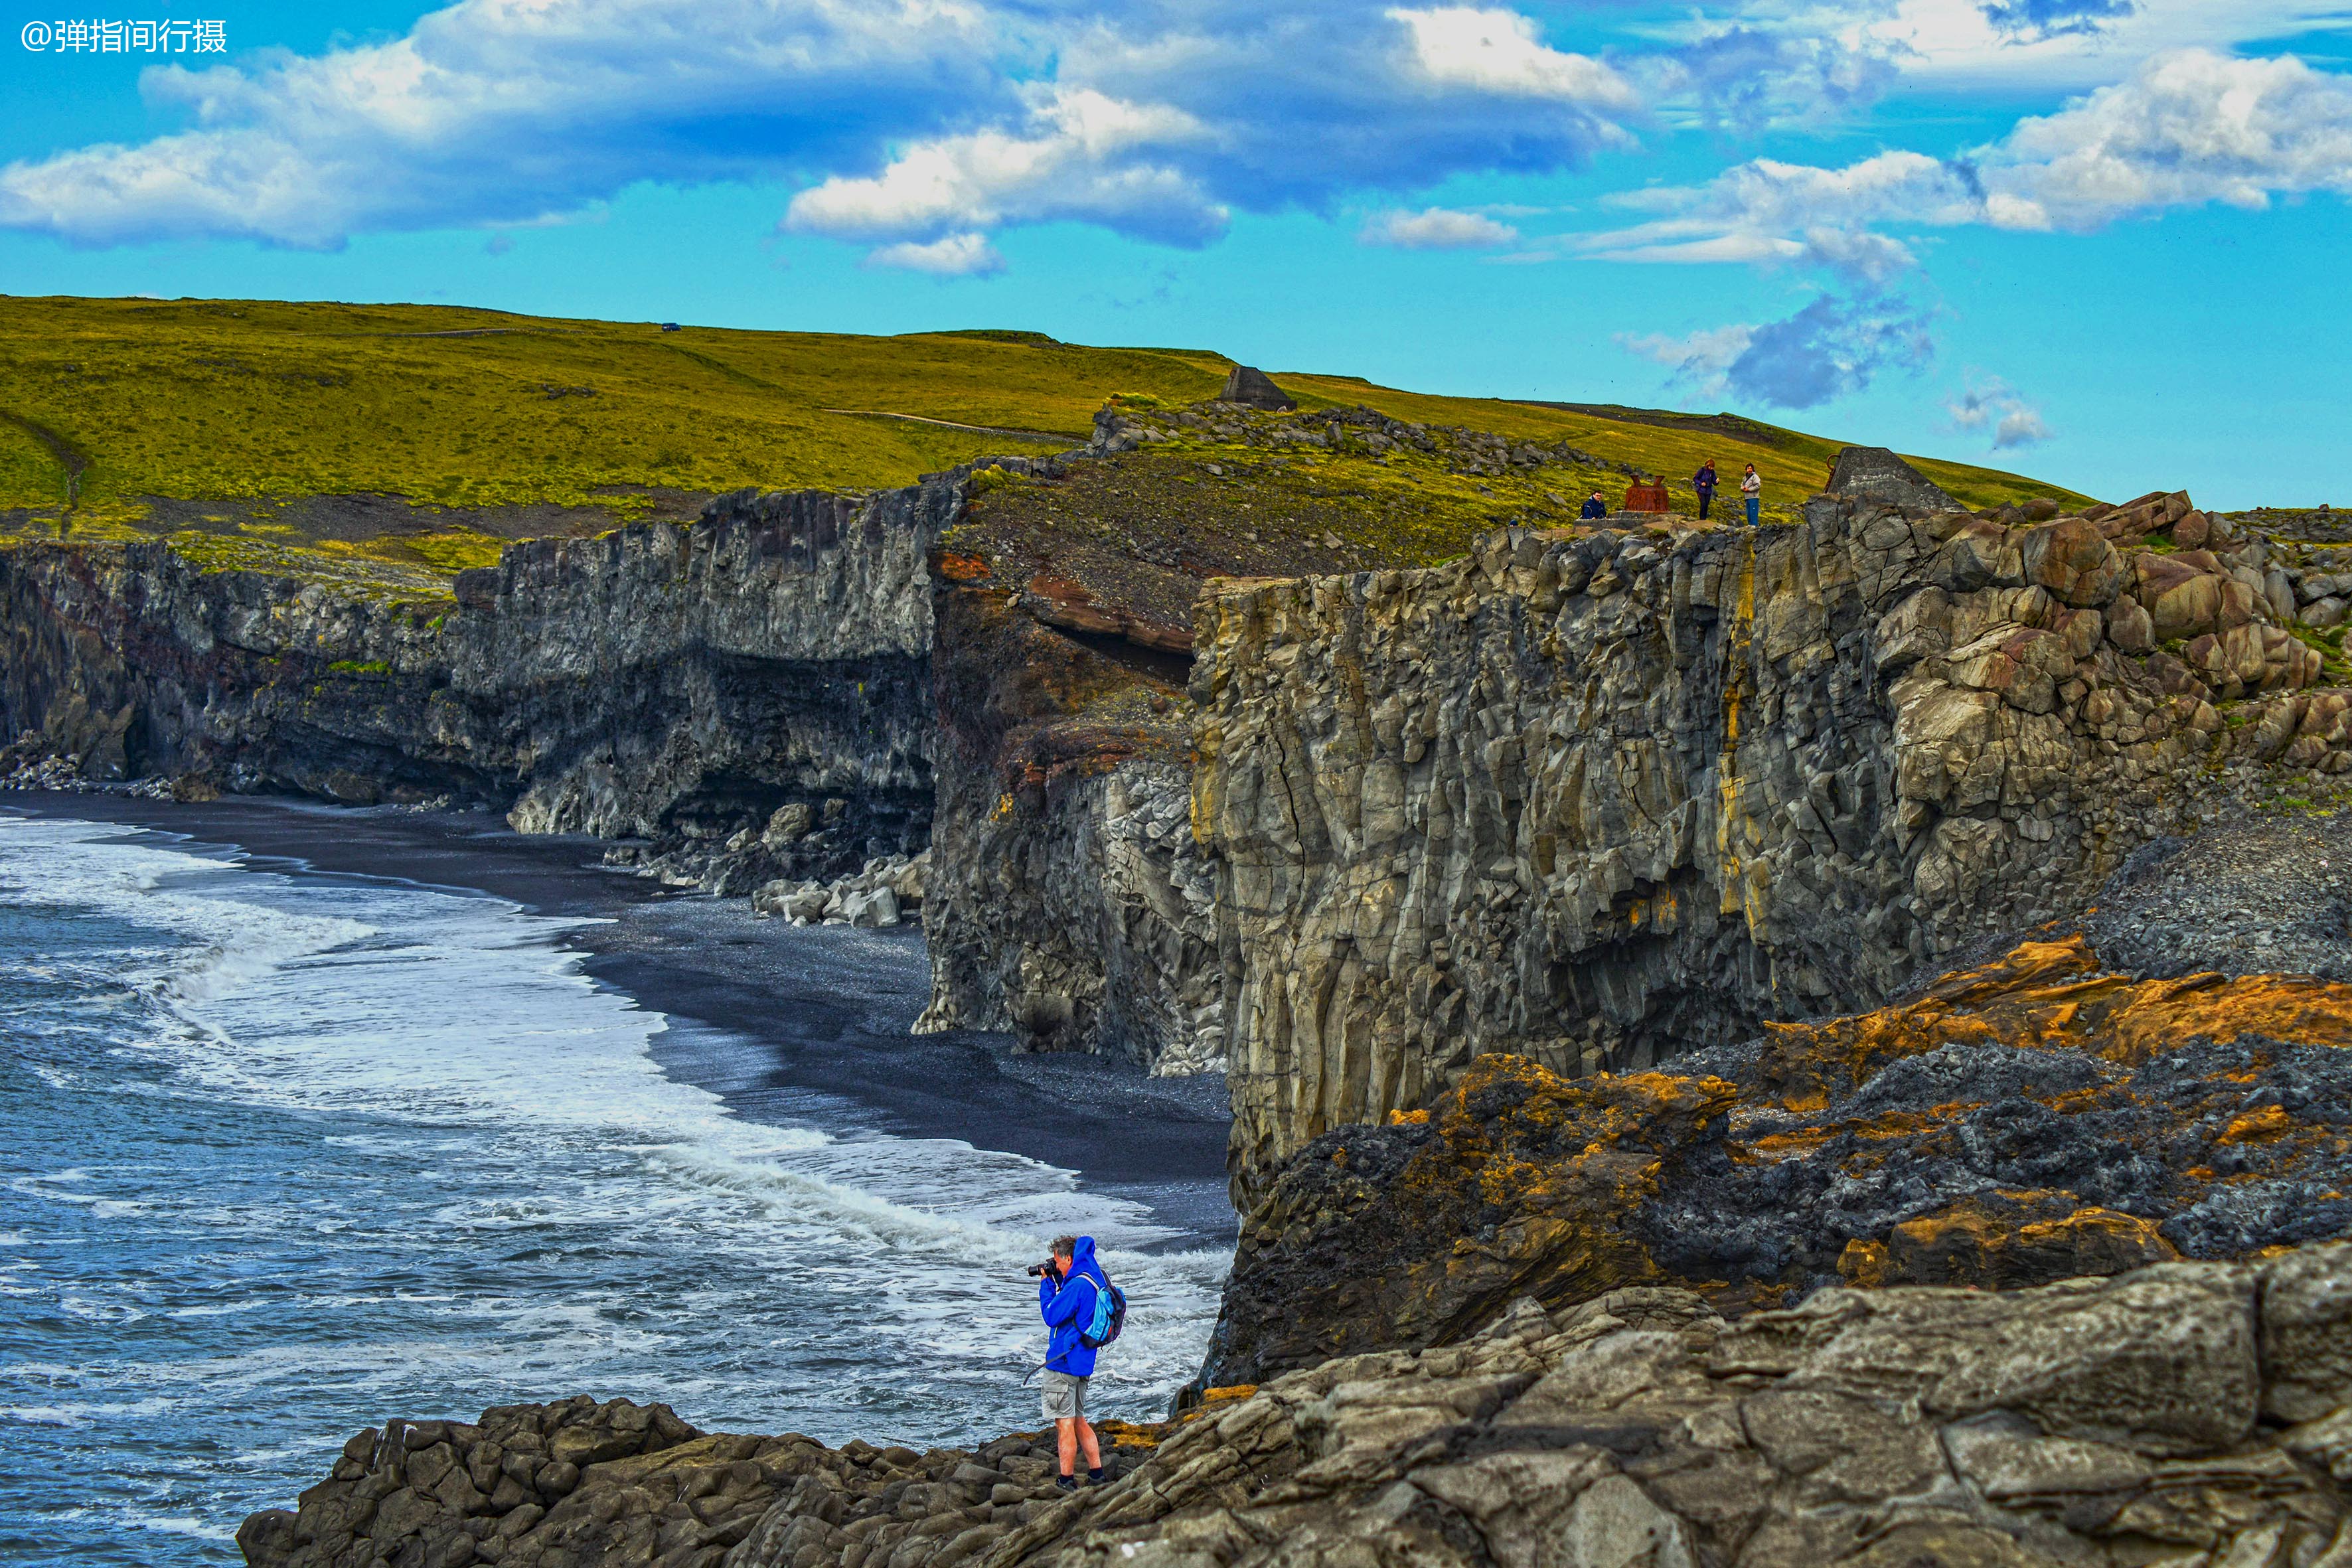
1194, 458, 2347, 1194
0, 482, 951, 881
0, 448, 1228, 1072
913, 557, 1219, 1071
244, 1241, 2352, 1568
1206, 931, 2352, 1386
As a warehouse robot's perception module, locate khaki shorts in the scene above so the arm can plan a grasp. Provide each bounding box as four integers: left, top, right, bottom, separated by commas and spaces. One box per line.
1041, 1370, 1089, 1423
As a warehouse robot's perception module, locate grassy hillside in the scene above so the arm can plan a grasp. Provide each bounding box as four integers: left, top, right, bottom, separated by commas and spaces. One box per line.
1271, 380, 2091, 516
0, 297, 1232, 516
0, 294, 2092, 596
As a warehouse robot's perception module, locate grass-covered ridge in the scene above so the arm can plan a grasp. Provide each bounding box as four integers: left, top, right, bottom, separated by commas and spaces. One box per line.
0, 293, 2092, 596
0, 295, 1237, 522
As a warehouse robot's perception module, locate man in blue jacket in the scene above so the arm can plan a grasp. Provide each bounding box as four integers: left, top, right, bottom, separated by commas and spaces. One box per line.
1579, 490, 1608, 520
1038, 1235, 1109, 1490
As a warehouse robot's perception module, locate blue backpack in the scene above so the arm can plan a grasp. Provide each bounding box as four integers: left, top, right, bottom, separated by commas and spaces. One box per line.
1079, 1271, 1127, 1350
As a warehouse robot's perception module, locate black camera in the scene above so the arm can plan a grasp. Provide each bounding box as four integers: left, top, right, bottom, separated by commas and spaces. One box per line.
1026, 1261, 1057, 1279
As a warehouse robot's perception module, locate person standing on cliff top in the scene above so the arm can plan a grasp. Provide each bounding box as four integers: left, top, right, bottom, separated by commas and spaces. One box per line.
1693, 459, 1719, 521
1741, 463, 1762, 526
1036, 1235, 1111, 1490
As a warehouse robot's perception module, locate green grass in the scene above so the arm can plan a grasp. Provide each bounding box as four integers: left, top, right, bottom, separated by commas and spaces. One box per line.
0, 293, 2093, 586
0, 296, 1238, 526
2290, 620, 2352, 686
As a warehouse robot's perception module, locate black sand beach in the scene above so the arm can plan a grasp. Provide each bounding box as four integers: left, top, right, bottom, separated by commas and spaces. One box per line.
1, 791, 1236, 1251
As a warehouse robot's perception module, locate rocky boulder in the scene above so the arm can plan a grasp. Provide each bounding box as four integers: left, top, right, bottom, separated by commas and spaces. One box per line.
1216, 366, 1296, 412
753, 851, 928, 928
2014, 514, 2126, 607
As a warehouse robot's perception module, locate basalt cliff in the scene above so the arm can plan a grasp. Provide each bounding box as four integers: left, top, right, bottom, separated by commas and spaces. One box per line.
9, 402, 2352, 1568
1192, 450, 2350, 1195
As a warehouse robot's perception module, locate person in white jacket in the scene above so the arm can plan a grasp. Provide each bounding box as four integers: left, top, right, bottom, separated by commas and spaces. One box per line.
1741, 463, 1762, 527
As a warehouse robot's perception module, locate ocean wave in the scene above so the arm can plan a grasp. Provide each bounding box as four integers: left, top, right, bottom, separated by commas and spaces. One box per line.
0, 810, 1227, 1565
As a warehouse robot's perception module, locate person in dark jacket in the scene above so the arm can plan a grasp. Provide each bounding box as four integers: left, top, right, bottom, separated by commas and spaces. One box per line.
1579, 490, 1608, 520
1037, 1235, 1109, 1489
1693, 459, 1719, 520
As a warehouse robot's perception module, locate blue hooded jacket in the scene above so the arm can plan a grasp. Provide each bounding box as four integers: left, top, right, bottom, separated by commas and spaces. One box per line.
1038, 1237, 1111, 1377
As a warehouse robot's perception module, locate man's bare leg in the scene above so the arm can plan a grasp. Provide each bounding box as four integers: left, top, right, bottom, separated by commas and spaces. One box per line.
1077, 1417, 1102, 1474
1058, 1417, 1078, 1476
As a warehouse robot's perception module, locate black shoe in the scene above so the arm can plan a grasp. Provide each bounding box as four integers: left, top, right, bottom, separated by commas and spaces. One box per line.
1056, 1475, 1078, 1493
1087, 1467, 1107, 1486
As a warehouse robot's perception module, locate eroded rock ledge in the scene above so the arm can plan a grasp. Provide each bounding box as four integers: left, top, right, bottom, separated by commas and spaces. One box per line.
244, 1243, 2352, 1568
1202, 801, 2352, 1384
236, 1394, 1159, 1568
1206, 933, 2352, 1385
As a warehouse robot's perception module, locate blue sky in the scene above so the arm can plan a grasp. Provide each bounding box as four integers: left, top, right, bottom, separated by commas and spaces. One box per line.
3, 0, 2347, 507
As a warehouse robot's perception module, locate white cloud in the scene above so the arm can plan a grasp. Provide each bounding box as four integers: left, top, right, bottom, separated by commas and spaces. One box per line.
1987, 48, 2352, 229
785, 4, 1642, 265
1841, 0, 2349, 92
0, 0, 1000, 248
1358, 206, 1520, 248
785, 88, 1223, 252
1637, 23, 1901, 136
1579, 149, 1974, 277
1575, 49, 2352, 275
0, 0, 1648, 260
1618, 323, 1757, 395
1388, 6, 1641, 110
1947, 376, 2053, 446
864, 231, 1005, 274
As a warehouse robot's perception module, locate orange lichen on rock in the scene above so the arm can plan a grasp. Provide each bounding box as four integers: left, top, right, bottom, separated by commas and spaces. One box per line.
1753, 933, 2352, 1105
1214, 929, 2352, 1381
2222, 1105, 2295, 1143
1218, 1057, 1741, 1376
1837, 1193, 2180, 1289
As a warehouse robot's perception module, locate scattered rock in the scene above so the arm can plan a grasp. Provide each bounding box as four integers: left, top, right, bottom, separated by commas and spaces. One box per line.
754, 851, 929, 928
237, 1395, 1157, 1568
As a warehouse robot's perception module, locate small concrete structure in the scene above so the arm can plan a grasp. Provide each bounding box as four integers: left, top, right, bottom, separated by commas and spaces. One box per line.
1220, 365, 1297, 411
